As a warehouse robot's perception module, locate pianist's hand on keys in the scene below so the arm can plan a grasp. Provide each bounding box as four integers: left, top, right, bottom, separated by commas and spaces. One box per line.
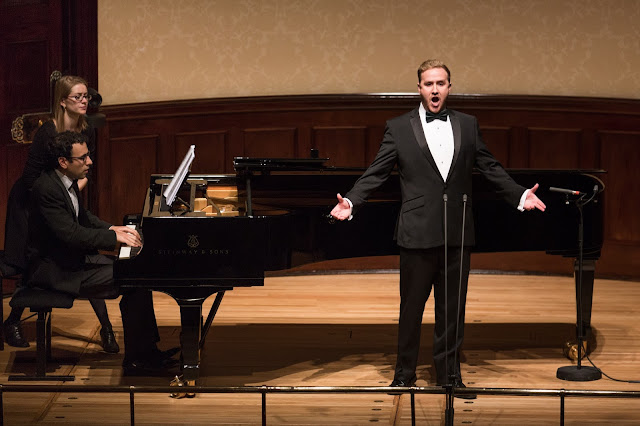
112, 224, 142, 259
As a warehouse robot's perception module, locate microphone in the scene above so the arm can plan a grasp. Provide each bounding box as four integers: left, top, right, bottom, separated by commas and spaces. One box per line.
549, 186, 581, 196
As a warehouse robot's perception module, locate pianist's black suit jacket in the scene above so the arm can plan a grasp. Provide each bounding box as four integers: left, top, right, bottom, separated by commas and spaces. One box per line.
345, 107, 525, 247
25, 168, 116, 295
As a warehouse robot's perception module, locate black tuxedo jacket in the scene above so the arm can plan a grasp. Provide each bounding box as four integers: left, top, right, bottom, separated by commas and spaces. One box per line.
345, 107, 525, 249
26, 169, 116, 295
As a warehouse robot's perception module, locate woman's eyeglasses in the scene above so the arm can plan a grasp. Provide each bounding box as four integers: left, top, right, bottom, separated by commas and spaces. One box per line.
67, 94, 93, 102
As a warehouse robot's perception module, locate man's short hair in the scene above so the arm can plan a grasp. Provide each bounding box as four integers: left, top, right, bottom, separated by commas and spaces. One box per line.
417, 59, 451, 83
47, 131, 88, 170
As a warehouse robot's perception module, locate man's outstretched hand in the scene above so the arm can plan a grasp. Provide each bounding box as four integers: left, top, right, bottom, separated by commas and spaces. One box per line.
524, 183, 546, 212
330, 193, 352, 221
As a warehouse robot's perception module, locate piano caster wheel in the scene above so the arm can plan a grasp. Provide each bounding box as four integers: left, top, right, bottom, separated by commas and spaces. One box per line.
170, 375, 196, 399
186, 379, 196, 398
170, 375, 186, 398
563, 340, 588, 361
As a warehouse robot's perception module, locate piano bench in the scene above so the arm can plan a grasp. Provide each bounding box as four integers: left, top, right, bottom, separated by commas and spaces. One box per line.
7, 287, 76, 381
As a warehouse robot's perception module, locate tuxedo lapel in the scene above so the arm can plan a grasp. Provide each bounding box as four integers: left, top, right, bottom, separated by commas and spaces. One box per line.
446, 111, 463, 182
409, 108, 441, 179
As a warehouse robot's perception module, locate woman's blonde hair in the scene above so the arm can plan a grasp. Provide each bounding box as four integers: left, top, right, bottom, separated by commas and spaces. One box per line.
52, 75, 89, 133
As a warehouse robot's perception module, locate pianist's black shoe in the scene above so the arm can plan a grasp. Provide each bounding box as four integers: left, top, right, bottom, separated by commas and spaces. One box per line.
160, 346, 181, 360
99, 327, 120, 354
122, 353, 179, 376
3, 321, 29, 348
388, 375, 417, 394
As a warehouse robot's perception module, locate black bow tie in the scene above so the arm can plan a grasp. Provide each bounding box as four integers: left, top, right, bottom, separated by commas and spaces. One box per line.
425, 109, 449, 123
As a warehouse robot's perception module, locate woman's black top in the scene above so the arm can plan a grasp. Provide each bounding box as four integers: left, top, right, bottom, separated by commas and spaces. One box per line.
21, 120, 96, 190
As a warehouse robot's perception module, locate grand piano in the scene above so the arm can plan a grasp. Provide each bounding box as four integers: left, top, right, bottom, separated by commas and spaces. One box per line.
114, 156, 604, 384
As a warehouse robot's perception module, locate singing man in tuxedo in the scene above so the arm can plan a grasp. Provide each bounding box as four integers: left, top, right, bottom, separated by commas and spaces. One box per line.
26, 131, 178, 375
330, 59, 546, 393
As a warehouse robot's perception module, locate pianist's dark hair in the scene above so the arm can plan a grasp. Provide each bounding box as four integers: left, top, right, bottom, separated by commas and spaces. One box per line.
47, 131, 88, 170
417, 59, 451, 84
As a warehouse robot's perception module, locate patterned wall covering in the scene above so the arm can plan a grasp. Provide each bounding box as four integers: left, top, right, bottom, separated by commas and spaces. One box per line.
97, 0, 640, 105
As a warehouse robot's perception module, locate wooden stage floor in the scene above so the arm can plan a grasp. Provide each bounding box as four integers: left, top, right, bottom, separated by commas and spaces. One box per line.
1, 272, 639, 425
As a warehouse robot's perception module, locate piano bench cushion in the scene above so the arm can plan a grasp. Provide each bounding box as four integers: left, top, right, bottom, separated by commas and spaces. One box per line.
9, 287, 75, 311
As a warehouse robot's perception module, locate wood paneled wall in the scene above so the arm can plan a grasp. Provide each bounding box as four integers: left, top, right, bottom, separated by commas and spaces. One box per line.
87, 94, 639, 279
0, 0, 97, 250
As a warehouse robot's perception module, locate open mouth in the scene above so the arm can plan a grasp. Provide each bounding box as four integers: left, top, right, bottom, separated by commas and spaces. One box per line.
430, 96, 442, 110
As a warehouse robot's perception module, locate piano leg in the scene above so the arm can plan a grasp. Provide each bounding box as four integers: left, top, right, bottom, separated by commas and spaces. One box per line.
178, 298, 205, 383
200, 291, 225, 348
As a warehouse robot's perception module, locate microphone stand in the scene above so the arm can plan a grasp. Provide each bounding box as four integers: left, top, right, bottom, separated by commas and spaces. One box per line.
556, 186, 601, 382
443, 194, 454, 426
454, 195, 467, 387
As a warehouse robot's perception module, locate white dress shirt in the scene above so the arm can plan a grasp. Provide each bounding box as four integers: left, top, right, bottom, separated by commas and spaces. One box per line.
419, 104, 454, 181
419, 104, 528, 210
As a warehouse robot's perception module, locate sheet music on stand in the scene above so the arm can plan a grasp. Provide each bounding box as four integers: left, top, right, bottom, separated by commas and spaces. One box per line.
163, 145, 196, 207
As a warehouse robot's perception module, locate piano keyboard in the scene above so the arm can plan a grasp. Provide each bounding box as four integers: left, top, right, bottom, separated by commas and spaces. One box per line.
118, 224, 142, 259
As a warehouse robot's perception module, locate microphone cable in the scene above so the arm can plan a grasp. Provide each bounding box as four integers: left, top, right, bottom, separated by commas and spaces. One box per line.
584, 352, 640, 384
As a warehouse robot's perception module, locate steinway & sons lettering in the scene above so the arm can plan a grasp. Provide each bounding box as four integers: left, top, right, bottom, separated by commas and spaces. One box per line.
156, 248, 231, 256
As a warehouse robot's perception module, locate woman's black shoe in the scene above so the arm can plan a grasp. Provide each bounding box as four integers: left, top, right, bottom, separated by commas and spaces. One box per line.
3, 321, 29, 348
99, 327, 120, 354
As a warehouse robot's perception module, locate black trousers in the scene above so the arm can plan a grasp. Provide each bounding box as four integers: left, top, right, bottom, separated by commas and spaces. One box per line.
119, 288, 160, 361
76, 254, 119, 299
71, 255, 160, 361
395, 246, 471, 385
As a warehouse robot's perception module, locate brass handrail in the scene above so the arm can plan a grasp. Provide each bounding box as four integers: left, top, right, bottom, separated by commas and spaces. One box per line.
1, 384, 639, 426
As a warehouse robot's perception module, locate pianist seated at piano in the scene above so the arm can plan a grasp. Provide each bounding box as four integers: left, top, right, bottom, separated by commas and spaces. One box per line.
25, 131, 179, 375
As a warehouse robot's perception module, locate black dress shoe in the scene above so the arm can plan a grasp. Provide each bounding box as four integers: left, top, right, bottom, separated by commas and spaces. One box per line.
122, 355, 179, 376
388, 375, 417, 394
437, 380, 477, 399
160, 346, 180, 360
452, 381, 477, 399
3, 321, 29, 348
99, 327, 120, 354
